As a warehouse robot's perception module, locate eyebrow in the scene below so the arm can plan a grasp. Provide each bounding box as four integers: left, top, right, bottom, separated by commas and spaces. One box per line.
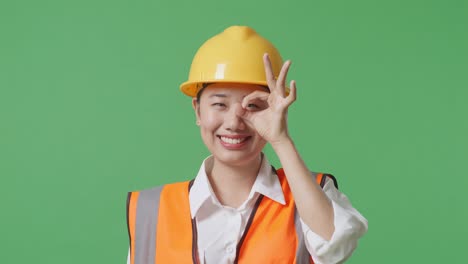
209, 93, 228, 98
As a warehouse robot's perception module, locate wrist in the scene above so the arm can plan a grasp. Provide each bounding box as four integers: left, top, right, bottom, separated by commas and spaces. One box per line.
270, 136, 294, 152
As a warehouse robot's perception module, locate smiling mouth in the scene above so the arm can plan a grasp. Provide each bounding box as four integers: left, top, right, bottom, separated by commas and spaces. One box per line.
218, 136, 251, 145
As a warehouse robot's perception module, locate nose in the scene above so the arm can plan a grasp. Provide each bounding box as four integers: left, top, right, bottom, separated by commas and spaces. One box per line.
225, 103, 246, 131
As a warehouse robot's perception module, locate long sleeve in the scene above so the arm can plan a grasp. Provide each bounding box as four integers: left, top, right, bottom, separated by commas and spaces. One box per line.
300, 178, 368, 264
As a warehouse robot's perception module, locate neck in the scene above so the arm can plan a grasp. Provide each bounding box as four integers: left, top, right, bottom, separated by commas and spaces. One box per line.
208, 155, 262, 208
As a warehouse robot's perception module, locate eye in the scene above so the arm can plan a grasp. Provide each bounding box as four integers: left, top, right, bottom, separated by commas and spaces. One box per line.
245, 101, 267, 111
212, 102, 226, 108
247, 103, 259, 109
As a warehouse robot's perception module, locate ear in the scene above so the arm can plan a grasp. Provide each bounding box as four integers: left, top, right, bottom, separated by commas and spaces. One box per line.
192, 98, 201, 124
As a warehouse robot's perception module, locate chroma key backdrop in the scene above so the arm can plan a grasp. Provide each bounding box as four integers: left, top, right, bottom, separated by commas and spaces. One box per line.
1, 0, 467, 263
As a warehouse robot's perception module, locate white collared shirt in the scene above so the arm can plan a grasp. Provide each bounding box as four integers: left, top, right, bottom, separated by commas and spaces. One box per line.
127, 155, 368, 264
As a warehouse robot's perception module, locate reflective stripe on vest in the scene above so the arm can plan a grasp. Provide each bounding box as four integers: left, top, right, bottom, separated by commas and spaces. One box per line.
127, 170, 338, 264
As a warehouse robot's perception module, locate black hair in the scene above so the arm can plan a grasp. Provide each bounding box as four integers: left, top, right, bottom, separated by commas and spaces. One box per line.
195, 83, 209, 103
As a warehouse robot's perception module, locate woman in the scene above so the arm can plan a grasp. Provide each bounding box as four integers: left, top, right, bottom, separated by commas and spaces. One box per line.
127, 26, 368, 264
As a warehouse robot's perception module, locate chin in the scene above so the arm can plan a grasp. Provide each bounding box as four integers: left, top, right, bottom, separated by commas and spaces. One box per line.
212, 150, 261, 167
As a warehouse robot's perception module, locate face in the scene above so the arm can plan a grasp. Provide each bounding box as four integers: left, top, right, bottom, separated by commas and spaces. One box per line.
192, 83, 268, 167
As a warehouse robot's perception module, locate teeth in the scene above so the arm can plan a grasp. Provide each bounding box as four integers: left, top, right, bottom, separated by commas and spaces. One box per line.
220, 136, 246, 144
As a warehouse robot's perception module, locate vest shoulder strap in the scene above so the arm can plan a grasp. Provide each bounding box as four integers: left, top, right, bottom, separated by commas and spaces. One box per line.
311, 171, 339, 189
126, 181, 192, 264
127, 185, 165, 264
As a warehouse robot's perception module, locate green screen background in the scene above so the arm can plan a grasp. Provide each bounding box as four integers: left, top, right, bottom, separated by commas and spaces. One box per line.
1, 0, 467, 263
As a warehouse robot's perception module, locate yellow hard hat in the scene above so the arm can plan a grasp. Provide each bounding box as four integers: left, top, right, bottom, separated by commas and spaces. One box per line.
180, 26, 284, 97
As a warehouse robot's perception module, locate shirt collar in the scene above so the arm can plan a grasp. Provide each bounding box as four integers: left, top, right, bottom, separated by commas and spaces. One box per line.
189, 154, 286, 218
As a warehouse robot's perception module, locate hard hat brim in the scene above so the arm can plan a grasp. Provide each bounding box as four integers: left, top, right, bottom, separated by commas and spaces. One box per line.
180, 80, 289, 97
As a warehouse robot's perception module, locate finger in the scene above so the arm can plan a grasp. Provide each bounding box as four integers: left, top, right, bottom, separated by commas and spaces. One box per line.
286, 80, 297, 105
276, 60, 291, 96
241, 90, 270, 108
240, 109, 255, 124
263, 53, 276, 89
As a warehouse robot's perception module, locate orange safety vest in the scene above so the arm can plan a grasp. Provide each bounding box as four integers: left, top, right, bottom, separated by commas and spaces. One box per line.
127, 168, 338, 264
